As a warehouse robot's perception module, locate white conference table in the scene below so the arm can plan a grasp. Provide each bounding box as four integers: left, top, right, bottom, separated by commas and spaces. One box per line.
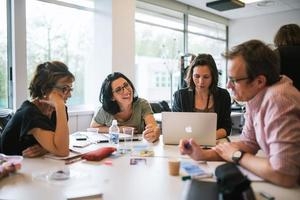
0, 136, 299, 200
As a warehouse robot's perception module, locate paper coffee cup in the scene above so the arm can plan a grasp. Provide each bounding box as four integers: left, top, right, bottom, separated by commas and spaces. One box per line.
168, 160, 180, 176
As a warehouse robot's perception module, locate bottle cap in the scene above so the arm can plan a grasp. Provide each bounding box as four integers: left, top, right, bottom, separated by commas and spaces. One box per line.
112, 120, 118, 125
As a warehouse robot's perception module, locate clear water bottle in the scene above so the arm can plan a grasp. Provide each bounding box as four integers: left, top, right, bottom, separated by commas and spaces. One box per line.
109, 119, 119, 147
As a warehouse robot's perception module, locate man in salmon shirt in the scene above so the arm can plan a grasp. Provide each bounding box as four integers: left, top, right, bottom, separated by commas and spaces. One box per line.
179, 39, 300, 188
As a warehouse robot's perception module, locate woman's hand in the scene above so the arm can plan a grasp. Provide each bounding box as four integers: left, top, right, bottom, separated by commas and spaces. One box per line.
22, 144, 48, 158
39, 90, 65, 108
143, 124, 160, 143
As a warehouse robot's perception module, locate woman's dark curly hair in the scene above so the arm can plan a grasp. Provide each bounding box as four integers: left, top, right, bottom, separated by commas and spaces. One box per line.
185, 53, 219, 95
100, 72, 138, 115
29, 61, 75, 99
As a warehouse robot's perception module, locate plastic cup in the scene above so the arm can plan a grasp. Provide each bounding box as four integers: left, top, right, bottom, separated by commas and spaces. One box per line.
123, 127, 134, 152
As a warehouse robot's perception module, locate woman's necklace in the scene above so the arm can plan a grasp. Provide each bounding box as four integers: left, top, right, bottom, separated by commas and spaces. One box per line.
195, 93, 211, 112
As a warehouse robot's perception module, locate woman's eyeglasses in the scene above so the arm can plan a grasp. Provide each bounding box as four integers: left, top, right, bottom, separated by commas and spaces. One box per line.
53, 85, 73, 94
112, 82, 130, 94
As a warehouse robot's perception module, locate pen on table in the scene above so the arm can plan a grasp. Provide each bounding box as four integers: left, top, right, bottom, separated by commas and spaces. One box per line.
181, 173, 213, 181
76, 137, 87, 141
184, 139, 192, 150
259, 191, 275, 200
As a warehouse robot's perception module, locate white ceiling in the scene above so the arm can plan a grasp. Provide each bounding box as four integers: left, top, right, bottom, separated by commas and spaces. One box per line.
176, 0, 300, 19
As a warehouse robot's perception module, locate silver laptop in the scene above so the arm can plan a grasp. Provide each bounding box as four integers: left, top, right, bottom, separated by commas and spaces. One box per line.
162, 112, 217, 146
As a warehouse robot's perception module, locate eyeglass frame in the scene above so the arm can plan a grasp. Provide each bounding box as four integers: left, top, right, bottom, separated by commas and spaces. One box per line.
228, 77, 250, 85
53, 85, 73, 94
112, 82, 130, 94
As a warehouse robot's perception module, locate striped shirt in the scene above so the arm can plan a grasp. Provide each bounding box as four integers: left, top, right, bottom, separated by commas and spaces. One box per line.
240, 75, 300, 177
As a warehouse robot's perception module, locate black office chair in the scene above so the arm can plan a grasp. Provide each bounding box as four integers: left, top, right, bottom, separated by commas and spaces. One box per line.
150, 101, 171, 113
150, 103, 163, 113
158, 100, 171, 112
0, 108, 14, 134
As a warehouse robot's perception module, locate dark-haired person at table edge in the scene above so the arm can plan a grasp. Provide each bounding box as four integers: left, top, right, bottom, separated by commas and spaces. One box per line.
0, 61, 74, 157
273, 23, 300, 90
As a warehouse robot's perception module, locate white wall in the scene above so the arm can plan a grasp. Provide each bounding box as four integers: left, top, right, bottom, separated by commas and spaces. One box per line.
112, 0, 136, 83
70, 0, 136, 132
229, 9, 300, 48
12, 0, 27, 109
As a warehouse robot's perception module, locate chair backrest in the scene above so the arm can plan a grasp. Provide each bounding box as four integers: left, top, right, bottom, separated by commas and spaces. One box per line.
0, 109, 14, 134
150, 103, 163, 113
150, 101, 171, 113
158, 101, 171, 112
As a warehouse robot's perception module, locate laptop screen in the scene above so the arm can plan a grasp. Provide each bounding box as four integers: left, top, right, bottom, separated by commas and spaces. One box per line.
161, 112, 217, 146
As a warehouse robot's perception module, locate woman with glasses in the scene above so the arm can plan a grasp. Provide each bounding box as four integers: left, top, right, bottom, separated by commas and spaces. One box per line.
0, 61, 74, 157
90, 72, 160, 143
172, 54, 232, 139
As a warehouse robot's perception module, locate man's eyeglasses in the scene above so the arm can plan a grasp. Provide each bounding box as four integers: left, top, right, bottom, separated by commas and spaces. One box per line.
53, 85, 73, 94
228, 77, 249, 85
112, 82, 130, 94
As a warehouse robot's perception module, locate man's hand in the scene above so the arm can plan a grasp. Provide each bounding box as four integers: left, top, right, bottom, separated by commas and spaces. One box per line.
213, 142, 239, 162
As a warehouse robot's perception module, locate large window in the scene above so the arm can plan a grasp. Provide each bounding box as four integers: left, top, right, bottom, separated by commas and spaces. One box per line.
26, 0, 95, 106
135, 2, 228, 105
188, 15, 227, 87
135, 3, 184, 105
0, 1, 8, 108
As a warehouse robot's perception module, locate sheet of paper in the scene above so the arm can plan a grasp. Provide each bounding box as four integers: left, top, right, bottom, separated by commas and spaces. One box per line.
44, 151, 82, 160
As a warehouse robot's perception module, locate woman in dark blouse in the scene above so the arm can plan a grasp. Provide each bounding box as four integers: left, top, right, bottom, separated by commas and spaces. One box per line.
172, 54, 232, 139
0, 61, 74, 157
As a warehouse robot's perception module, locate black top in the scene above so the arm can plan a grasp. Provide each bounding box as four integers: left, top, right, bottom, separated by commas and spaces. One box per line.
172, 87, 232, 136
0, 100, 65, 155
277, 45, 300, 90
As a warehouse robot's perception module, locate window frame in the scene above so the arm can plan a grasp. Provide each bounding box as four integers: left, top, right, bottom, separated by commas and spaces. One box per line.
135, 1, 228, 104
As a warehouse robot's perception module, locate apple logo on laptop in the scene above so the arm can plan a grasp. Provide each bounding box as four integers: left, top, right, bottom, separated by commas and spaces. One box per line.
185, 125, 193, 133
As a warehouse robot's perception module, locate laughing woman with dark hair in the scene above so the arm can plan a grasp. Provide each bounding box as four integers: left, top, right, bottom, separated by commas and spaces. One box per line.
0, 61, 75, 157
90, 72, 160, 143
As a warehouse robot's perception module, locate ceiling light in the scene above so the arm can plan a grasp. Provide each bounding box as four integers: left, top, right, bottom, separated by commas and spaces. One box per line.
240, 0, 263, 3
257, 0, 275, 7
206, 0, 245, 11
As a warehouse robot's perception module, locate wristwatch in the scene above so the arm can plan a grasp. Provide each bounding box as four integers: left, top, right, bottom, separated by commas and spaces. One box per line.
232, 150, 244, 165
